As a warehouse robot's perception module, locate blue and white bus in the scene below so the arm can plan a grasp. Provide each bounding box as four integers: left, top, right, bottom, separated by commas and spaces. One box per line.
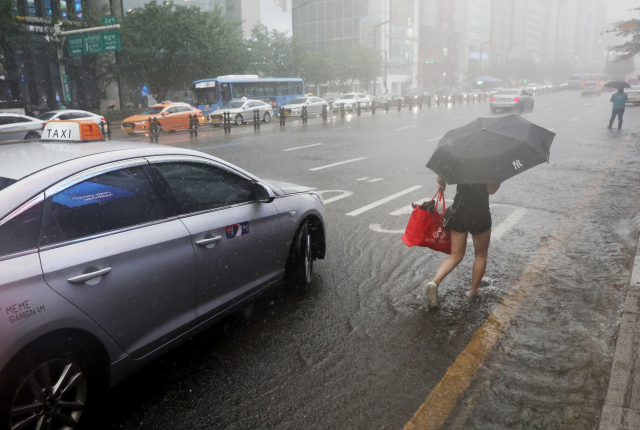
192, 75, 305, 115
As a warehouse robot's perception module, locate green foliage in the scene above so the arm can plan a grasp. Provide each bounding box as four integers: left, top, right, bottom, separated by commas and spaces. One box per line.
119, 1, 248, 101
609, 9, 640, 60
0, 0, 32, 76
606, 57, 635, 79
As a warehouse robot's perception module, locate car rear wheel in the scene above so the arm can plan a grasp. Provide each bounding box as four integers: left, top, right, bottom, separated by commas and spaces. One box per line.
234, 114, 244, 126
286, 222, 313, 290
24, 131, 40, 141
263, 112, 271, 123
0, 338, 104, 430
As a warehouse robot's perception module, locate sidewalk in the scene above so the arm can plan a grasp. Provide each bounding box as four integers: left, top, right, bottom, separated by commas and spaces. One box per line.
599, 236, 640, 429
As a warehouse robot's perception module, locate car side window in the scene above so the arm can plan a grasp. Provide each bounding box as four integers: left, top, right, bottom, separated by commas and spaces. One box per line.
0, 116, 18, 125
153, 162, 256, 215
0, 200, 43, 258
70, 112, 89, 119
40, 166, 174, 246
176, 106, 190, 112
165, 107, 178, 114
15, 116, 33, 123
58, 113, 72, 120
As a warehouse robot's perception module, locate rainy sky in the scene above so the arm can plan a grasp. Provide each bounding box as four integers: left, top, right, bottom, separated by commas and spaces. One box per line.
607, 0, 637, 23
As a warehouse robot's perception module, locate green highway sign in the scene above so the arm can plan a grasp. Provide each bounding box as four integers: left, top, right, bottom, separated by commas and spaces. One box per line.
61, 74, 71, 102
68, 31, 120, 56
102, 15, 118, 25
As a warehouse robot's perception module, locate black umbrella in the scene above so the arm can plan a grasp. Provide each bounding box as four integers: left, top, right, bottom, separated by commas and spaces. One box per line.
603, 80, 631, 89
426, 114, 555, 184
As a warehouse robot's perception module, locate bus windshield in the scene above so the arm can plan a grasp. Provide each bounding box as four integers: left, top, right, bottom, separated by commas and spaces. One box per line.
195, 86, 219, 105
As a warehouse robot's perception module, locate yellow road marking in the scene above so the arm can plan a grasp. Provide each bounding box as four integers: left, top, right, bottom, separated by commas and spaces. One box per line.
404, 119, 640, 430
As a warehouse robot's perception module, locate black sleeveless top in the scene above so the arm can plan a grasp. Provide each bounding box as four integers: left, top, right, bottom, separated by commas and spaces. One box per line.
453, 184, 490, 216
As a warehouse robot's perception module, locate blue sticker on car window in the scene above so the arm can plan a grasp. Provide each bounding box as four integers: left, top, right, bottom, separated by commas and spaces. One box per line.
226, 222, 250, 239
53, 181, 136, 208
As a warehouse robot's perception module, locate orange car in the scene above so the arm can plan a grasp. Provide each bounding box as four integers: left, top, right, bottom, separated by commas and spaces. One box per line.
121, 102, 203, 135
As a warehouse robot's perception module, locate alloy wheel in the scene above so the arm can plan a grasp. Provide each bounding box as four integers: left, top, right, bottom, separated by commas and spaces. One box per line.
10, 359, 87, 430
263, 112, 271, 123
304, 232, 313, 284
235, 115, 243, 126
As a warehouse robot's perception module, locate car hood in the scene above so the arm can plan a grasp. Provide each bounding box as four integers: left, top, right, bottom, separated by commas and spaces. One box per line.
264, 179, 313, 195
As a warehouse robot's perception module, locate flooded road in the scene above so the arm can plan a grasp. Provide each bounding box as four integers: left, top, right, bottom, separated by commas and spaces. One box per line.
83, 92, 640, 429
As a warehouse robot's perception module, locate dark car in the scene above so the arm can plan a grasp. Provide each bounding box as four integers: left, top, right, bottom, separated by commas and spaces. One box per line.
374, 93, 405, 108
402, 88, 431, 105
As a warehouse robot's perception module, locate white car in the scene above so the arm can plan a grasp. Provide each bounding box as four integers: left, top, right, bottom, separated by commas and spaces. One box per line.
0, 113, 45, 143
208, 98, 273, 126
626, 86, 640, 105
581, 82, 602, 97
332, 93, 372, 112
37, 109, 106, 125
281, 96, 329, 116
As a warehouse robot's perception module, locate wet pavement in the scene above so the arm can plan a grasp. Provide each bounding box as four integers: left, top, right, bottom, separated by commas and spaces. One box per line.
82, 92, 640, 429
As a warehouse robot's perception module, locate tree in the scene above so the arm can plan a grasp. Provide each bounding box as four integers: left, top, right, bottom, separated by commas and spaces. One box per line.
332, 44, 382, 92
0, 0, 32, 93
609, 9, 640, 60
606, 57, 635, 80
119, 1, 248, 101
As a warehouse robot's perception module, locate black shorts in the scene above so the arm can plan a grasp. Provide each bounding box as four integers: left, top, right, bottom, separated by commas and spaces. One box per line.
448, 210, 492, 235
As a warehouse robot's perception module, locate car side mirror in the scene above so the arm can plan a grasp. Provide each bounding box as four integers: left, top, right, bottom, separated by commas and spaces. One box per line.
256, 182, 275, 203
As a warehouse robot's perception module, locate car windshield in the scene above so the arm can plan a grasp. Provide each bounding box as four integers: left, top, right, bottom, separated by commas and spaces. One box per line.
0, 177, 18, 192
37, 112, 59, 120
341, 95, 356, 99
140, 107, 164, 115
496, 90, 520, 95
289, 98, 308, 104
222, 101, 245, 109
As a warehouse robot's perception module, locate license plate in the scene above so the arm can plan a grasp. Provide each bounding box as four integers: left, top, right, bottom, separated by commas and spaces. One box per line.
284, 110, 291, 114
123, 126, 133, 131
211, 117, 221, 122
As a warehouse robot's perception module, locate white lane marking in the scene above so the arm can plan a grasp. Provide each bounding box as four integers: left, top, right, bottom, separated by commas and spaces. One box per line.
588, 109, 595, 113
346, 186, 423, 217
283, 143, 323, 151
426, 136, 443, 142
356, 177, 370, 181
492, 207, 527, 240
370, 224, 405, 234
394, 125, 418, 131
569, 117, 579, 121
315, 190, 353, 205
367, 178, 384, 183
309, 157, 367, 171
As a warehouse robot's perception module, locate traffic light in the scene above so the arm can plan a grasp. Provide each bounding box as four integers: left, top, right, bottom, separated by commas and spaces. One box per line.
424, 60, 436, 64
524, 79, 528, 83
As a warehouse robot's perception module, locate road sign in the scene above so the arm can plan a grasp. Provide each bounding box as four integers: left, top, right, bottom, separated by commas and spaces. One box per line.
61, 74, 71, 102
68, 31, 120, 56
102, 15, 118, 25
618, 22, 638, 31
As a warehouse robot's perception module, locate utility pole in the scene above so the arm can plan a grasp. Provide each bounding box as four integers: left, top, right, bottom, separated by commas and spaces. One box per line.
446, 34, 459, 87
373, 20, 389, 96
554, 0, 562, 61
386, 0, 393, 94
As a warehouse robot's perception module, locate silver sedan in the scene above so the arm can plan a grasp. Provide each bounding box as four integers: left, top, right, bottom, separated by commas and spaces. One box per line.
490, 88, 535, 113
281, 96, 329, 116
0, 136, 326, 429
0, 113, 45, 143
208, 98, 273, 126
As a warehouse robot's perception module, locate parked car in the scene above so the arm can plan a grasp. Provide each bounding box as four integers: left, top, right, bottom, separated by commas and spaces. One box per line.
0, 113, 45, 143
402, 88, 431, 104
490, 88, 535, 112
281, 96, 329, 116
375, 93, 404, 108
626, 86, 640, 105
208, 98, 272, 126
0, 119, 326, 430
37, 109, 105, 126
581, 82, 602, 97
332, 93, 372, 112
122, 102, 202, 135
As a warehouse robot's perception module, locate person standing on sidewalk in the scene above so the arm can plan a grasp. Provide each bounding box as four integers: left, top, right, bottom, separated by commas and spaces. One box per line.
424, 176, 500, 308
608, 88, 628, 130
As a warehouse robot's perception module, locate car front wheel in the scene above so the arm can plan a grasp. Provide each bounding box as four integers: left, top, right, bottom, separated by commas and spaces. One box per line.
263, 112, 271, 123
286, 222, 313, 290
24, 131, 40, 141
234, 114, 244, 126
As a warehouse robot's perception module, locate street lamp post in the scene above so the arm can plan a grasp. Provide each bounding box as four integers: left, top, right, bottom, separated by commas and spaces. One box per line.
446, 34, 459, 87
373, 20, 389, 96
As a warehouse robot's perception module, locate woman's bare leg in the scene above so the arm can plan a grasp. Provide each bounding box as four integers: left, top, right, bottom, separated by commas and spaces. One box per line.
430, 230, 468, 285
470, 229, 491, 292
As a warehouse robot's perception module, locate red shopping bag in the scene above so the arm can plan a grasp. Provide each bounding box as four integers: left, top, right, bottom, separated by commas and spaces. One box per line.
401, 190, 452, 254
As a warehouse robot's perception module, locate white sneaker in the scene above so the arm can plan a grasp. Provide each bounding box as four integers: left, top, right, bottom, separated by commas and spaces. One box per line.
425, 282, 438, 308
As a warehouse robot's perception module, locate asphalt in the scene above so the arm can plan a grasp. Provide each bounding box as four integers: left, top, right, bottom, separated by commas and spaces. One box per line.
80, 91, 640, 430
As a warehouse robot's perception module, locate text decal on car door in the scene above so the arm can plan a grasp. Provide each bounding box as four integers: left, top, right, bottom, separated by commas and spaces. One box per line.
226, 222, 250, 239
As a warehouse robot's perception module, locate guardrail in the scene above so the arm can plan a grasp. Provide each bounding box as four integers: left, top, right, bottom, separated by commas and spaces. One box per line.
1, 85, 564, 145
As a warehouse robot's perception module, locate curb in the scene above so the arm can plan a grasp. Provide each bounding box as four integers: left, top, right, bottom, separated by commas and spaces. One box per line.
599, 233, 640, 429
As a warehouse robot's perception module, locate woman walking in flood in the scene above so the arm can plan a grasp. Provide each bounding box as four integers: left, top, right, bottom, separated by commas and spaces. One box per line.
424, 176, 500, 308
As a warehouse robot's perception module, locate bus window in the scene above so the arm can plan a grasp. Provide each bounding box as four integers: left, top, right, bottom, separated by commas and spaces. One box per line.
194, 87, 219, 105
262, 83, 276, 96
233, 83, 249, 98
221, 83, 232, 104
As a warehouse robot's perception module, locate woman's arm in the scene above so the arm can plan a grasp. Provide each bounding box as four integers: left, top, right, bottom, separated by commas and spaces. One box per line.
487, 183, 500, 195
437, 175, 447, 191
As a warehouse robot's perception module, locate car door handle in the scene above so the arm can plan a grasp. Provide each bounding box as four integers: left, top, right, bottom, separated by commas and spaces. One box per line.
196, 236, 222, 246
68, 267, 112, 284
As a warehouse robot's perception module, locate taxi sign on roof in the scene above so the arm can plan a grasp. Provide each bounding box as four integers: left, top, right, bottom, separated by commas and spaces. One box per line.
42, 120, 104, 142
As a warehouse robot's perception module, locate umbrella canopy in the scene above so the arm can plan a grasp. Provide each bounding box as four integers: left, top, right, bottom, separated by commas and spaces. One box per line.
426, 114, 555, 184
603, 81, 631, 89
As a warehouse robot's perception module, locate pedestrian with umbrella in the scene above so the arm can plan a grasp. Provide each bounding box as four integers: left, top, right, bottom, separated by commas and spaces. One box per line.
604, 81, 630, 130
422, 114, 555, 308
